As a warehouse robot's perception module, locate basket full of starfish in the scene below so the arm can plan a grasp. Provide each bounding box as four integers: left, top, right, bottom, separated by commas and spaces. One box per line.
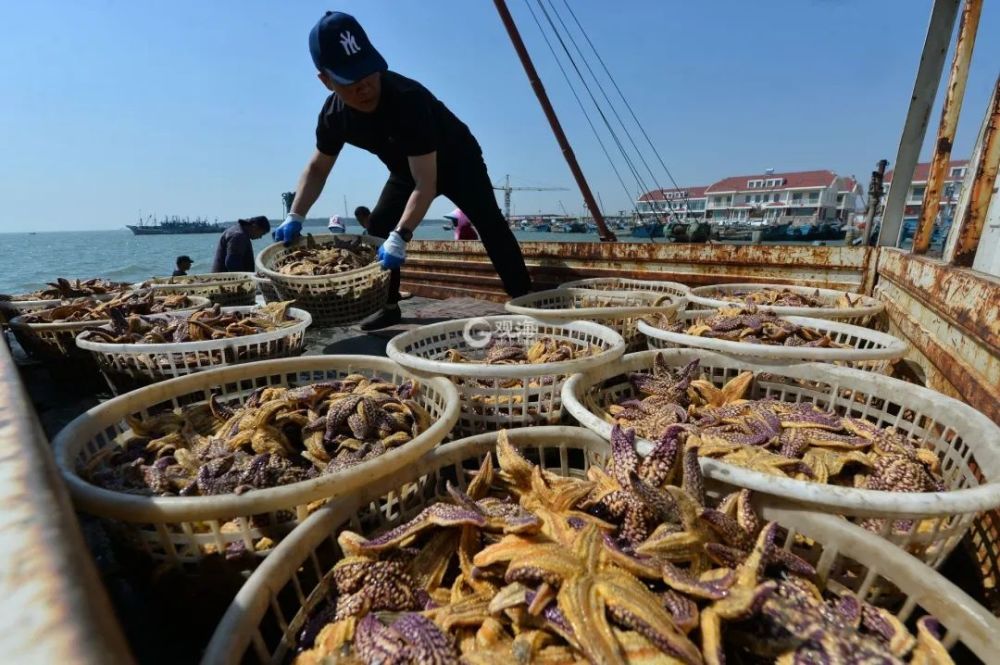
505, 287, 682, 351
562, 349, 1000, 568
256, 234, 390, 326
640, 306, 907, 373
141, 272, 257, 306
52, 355, 459, 564
387, 315, 625, 436
0, 277, 130, 325
75, 302, 312, 393
8, 291, 209, 363
687, 282, 884, 326
202, 426, 999, 665
561, 276, 691, 301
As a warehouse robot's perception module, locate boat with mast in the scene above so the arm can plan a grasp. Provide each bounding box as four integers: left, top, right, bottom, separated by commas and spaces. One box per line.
126, 214, 228, 235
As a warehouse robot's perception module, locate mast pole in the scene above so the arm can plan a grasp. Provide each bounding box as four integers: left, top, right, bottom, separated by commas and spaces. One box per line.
493, 0, 616, 242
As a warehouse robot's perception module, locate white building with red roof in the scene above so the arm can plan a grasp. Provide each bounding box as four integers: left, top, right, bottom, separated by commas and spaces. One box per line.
636, 186, 708, 221
882, 159, 969, 219
703, 169, 841, 225
836, 176, 865, 222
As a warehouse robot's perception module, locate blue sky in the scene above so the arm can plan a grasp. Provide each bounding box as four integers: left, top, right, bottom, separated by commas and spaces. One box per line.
0, 1, 996, 232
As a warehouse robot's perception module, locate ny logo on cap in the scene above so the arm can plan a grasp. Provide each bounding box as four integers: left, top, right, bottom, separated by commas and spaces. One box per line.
339, 31, 361, 56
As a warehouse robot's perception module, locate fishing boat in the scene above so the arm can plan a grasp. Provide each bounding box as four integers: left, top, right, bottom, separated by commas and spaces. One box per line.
126, 215, 228, 236
630, 221, 664, 238
556, 220, 588, 233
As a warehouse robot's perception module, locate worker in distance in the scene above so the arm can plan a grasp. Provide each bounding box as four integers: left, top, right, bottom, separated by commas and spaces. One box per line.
273, 11, 532, 329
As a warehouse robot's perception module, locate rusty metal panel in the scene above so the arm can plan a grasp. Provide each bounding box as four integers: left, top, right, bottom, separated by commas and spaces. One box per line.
405, 241, 872, 297
875, 249, 1000, 423
877, 248, 1000, 349
0, 342, 134, 662
913, 0, 983, 254
877, 281, 999, 422
946, 74, 1000, 267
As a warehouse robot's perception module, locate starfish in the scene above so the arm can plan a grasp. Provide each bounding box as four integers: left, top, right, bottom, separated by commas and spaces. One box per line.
557, 526, 702, 665
354, 613, 459, 665
331, 558, 424, 620
688, 370, 754, 409
628, 356, 700, 403
841, 418, 920, 460
911, 616, 952, 664
702, 443, 815, 478
700, 523, 779, 665
800, 447, 871, 484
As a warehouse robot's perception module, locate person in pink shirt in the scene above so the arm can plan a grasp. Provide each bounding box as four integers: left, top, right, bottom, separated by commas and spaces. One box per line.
444, 208, 479, 240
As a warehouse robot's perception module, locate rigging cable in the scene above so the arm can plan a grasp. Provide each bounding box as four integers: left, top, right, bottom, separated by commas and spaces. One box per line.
521, 0, 639, 217
559, 0, 685, 196
533, 0, 657, 217
545, 0, 670, 208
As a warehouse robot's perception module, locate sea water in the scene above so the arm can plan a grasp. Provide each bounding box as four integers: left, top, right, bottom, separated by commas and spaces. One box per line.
0, 219, 611, 294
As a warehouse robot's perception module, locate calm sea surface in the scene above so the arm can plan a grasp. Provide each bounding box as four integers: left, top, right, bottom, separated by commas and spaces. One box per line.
0, 219, 619, 294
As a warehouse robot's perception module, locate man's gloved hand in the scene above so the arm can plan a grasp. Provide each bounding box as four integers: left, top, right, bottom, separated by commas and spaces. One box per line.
272, 213, 304, 246
376, 231, 407, 270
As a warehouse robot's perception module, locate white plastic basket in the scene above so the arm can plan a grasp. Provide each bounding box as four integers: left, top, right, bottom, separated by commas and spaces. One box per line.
144, 272, 257, 307
562, 349, 1000, 567
201, 426, 1000, 665
75, 305, 312, 393
386, 315, 625, 437
255, 235, 390, 326
0, 298, 58, 326
561, 276, 691, 301
505, 287, 682, 351
52, 356, 460, 564
8, 295, 210, 361
253, 275, 282, 303
688, 282, 883, 325
639, 309, 908, 373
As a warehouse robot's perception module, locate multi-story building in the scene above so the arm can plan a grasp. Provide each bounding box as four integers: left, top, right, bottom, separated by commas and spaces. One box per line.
703, 169, 841, 224
882, 159, 969, 219
836, 176, 865, 222
636, 186, 708, 221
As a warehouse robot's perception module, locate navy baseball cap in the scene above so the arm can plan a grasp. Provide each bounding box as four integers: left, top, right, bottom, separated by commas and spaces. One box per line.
309, 11, 387, 85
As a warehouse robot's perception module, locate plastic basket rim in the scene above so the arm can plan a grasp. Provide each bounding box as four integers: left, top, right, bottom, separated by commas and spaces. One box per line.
687, 282, 883, 318
75, 305, 312, 354
561, 277, 692, 296
505, 287, 683, 320
201, 425, 1000, 665
0, 298, 59, 308
141, 271, 256, 288
7, 296, 212, 333
386, 315, 627, 378
51, 355, 461, 522
562, 348, 1000, 517
255, 234, 384, 285
637, 311, 908, 361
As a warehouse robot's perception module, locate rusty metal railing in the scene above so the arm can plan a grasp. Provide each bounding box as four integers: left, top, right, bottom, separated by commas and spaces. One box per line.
0, 339, 134, 663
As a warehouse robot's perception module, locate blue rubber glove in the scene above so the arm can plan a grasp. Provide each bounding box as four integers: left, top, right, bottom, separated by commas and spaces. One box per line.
376, 231, 407, 270
272, 214, 304, 245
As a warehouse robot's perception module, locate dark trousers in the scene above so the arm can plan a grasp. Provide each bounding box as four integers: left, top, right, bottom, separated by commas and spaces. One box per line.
367, 155, 533, 304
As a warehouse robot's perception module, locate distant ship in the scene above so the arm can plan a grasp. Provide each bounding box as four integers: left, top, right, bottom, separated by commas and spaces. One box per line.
127, 215, 228, 235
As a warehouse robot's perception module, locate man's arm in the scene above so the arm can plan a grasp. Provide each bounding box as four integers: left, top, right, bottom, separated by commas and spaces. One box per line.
291, 150, 338, 217
395, 152, 438, 232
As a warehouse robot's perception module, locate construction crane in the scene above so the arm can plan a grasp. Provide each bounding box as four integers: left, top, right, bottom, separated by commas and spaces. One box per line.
493, 174, 568, 221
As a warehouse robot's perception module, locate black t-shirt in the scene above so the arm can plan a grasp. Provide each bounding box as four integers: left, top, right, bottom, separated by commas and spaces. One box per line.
315, 71, 480, 177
